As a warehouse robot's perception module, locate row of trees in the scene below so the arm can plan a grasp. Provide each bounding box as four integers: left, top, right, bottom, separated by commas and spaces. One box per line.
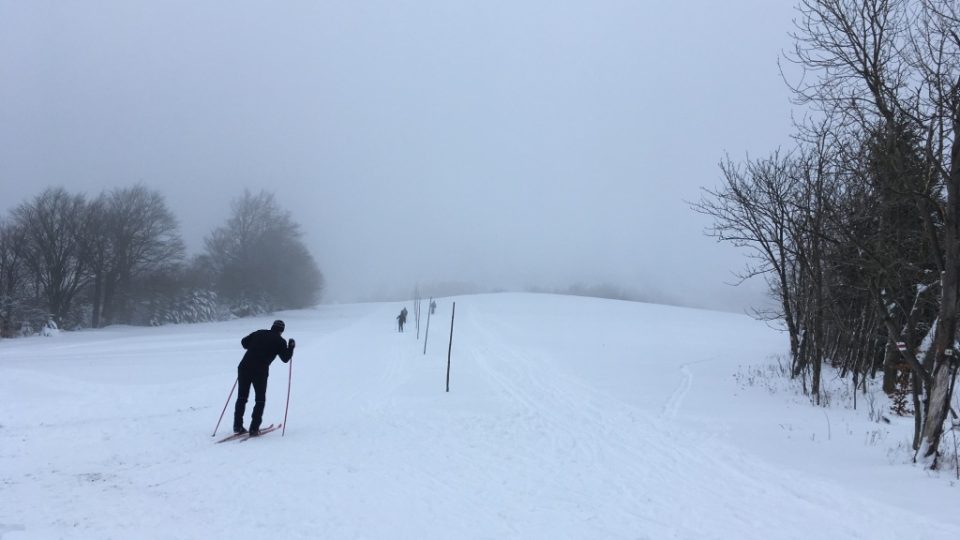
0, 186, 323, 335
694, 0, 960, 467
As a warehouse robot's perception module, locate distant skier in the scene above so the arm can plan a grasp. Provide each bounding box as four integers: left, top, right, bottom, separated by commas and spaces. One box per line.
397, 307, 408, 332
429, 300, 437, 315
233, 320, 295, 436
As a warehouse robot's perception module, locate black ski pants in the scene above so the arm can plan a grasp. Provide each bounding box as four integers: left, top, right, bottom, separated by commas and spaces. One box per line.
233, 366, 268, 432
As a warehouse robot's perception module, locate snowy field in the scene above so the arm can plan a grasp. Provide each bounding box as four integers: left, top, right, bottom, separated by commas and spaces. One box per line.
1, 293, 958, 539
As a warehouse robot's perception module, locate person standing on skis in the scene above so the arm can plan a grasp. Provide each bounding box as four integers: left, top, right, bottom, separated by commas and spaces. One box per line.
233, 319, 295, 436
397, 307, 408, 332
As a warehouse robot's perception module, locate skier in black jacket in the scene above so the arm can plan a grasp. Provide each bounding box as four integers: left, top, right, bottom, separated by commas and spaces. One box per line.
233, 319, 295, 436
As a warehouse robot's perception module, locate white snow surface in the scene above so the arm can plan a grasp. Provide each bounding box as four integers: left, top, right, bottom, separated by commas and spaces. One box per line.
1, 293, 958, 539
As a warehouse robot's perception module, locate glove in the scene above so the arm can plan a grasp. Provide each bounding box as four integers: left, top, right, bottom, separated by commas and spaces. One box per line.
288, 338, 296, 349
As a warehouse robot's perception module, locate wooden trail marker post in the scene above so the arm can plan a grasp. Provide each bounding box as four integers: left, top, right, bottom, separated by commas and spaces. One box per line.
446, 302, 456, 392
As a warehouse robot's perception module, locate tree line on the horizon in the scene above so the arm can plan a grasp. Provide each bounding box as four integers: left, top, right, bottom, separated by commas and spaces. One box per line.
694, 0, 959, 467
0, 186, 323, 336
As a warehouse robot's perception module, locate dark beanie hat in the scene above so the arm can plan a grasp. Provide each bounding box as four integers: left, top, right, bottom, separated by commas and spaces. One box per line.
271, 320, 285, 332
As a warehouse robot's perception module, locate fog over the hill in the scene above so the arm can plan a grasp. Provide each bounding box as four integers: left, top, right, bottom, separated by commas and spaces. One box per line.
0, 1, 797, 311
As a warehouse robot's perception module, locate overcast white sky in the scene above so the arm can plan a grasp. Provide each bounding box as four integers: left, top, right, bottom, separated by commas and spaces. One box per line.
0, 1, 797, 310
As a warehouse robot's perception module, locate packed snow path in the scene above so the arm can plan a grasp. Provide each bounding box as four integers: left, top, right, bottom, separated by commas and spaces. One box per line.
1, 294, 957, 539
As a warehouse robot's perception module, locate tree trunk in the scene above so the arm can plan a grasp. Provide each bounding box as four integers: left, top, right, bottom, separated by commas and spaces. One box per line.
912, 369, 924, 451
102, 273, 117, 326
91, 273, 103, 328
921, 110, 960, 463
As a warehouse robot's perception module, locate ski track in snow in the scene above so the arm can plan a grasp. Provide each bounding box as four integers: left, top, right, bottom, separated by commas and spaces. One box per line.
660, 363, 694, 420
0, 294, 958, 539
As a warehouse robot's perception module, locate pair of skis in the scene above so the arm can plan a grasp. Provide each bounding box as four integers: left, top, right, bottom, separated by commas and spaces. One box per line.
215, 423, 282, 443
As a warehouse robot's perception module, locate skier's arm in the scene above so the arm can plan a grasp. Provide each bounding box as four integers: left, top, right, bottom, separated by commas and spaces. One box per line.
279, 338, 294, 362
241, 333, 254, 349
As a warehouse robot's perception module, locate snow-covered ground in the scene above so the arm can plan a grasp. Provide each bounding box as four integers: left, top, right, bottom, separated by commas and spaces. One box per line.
1, 293, 957, 539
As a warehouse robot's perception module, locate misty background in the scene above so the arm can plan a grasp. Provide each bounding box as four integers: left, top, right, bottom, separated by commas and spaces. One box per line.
0, 1, 796, 311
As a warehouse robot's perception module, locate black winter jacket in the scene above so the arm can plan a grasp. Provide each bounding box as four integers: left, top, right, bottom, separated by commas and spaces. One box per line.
238, 329, 294, 373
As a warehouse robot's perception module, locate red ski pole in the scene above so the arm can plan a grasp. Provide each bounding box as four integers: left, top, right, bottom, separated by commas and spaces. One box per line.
212, 378, 238, 437
282, 358, 293, 436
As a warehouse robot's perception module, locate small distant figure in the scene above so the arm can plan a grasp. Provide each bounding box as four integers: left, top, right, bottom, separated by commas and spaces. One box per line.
397, 307, 408, 332
429, 300, 437, 315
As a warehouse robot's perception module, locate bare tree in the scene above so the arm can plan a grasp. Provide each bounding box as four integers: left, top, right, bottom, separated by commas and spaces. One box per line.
693, 151, 804, 368
84, 185, 184, 327
909, 0, 960, 464
204, 190, 323, 314
0, 219, 30, 336
12, 188, 90, 327
788, 0, 914, 126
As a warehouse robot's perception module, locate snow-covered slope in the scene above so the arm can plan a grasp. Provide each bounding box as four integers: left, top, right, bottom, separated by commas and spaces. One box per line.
1, 293, 957, 539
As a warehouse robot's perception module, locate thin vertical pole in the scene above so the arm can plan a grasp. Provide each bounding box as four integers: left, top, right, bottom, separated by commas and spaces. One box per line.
422, 304, 432, 355
416, 298, 422, 339
212, 378, 238, 437
282, 358, 293, 436
446, 302, 456, 392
